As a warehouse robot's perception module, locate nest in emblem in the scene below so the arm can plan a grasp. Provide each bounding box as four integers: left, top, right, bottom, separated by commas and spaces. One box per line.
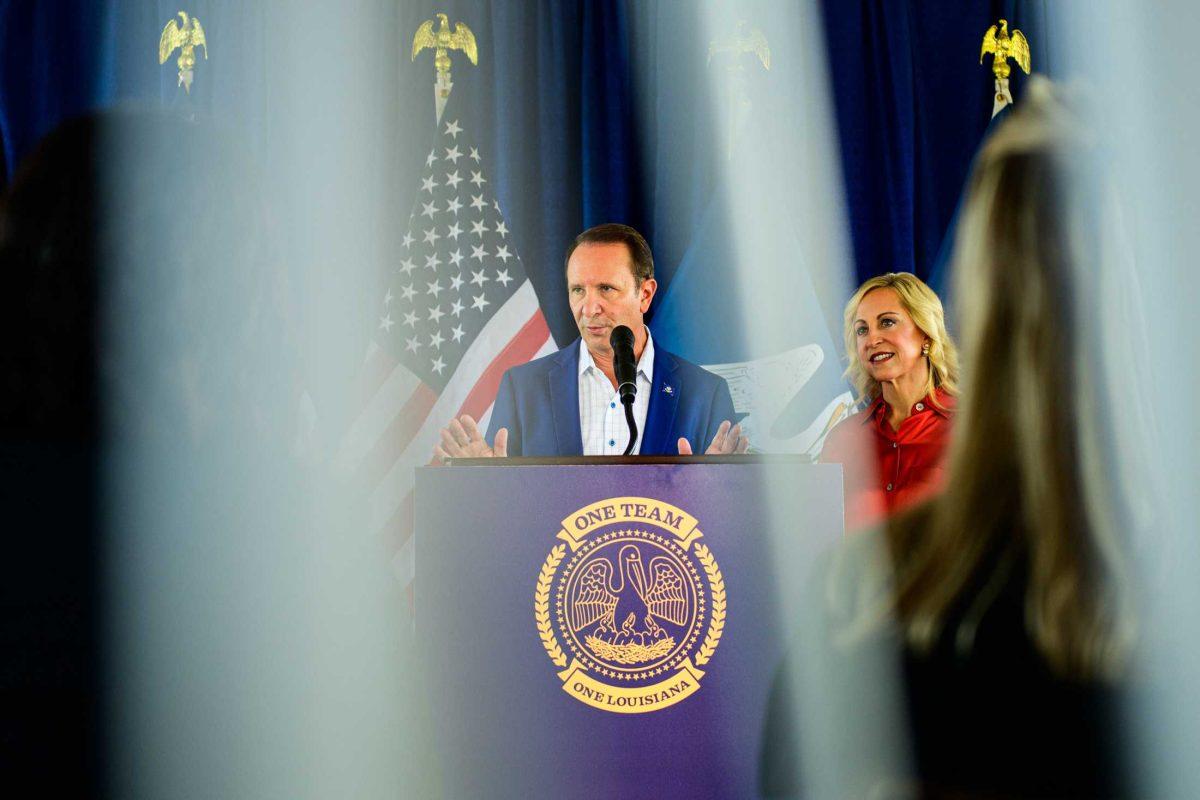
585, 611, 677, 664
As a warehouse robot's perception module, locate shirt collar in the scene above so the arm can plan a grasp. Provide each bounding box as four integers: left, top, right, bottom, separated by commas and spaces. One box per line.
578, 326, 655, 381
861, 386, 954, 424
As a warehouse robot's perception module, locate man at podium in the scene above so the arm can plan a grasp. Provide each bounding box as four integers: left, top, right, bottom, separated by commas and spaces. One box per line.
434, 223, 747, 458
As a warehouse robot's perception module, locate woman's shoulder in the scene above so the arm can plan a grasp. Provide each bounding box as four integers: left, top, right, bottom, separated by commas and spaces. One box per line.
930, 386, 958, 414
820, 402, 879, 462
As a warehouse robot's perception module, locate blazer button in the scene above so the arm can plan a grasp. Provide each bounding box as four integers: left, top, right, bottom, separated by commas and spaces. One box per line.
914, 402, 925, 411
886, 483, 894, 491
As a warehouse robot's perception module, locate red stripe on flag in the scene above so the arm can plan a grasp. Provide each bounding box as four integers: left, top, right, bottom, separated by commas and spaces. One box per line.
385, 489, 416, 553
455, 311, 551, 420
363, 383, 439, 489
357, 344, 399, 410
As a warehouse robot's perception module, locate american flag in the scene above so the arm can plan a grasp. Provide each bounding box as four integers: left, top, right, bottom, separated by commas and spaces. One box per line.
338, 93, 554, 590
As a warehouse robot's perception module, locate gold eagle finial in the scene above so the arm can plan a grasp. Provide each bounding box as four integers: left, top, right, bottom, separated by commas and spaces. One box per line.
980, 19, 1031, 81
707, 20, 771, 71
412, 13, 479, 76
158, 11, 208, 93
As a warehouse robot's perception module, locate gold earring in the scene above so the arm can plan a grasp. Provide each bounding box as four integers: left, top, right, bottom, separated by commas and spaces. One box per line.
922, 342, 931, 357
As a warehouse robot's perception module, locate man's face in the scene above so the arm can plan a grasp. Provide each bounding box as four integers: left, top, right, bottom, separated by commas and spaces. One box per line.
566, 242, 657, 357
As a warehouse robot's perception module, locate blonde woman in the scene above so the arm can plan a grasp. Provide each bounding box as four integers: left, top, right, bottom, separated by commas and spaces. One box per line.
820, 272, 960, 531
762, 79, 1142, 799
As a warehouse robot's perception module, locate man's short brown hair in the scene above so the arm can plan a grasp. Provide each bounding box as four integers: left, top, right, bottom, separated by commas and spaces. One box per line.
564, 223, 654, 286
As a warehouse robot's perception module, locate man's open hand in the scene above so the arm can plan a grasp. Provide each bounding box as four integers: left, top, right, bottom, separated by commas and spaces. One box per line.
677, 420, 748, 456
433, 415, 508, 462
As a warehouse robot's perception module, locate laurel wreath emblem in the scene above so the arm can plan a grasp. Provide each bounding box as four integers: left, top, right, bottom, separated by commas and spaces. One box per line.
693, 542, 726, 667
535, 543, 568, 667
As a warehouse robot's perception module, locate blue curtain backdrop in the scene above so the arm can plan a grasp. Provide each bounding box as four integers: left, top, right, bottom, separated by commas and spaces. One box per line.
1, 0, 1056, 344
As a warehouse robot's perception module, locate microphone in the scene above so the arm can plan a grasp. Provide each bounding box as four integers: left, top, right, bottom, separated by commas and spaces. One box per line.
610, 325, 640, 456
610, 325, 638, 406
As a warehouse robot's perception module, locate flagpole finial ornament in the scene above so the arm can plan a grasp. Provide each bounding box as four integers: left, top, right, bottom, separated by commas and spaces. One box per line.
707, 20, 771, 71
980, 19, 1031, 82
412, 13, 479, 78
707, 20, 771, 160
159, 11, 207, 93
981, 19, 1031, 117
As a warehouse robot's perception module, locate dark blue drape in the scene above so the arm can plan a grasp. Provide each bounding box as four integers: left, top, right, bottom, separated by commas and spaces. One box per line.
3, 0, 1060, 341
820, 0, 1053, 299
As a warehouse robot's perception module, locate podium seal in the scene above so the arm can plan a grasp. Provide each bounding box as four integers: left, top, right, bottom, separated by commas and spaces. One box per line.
534, 497, 726, 714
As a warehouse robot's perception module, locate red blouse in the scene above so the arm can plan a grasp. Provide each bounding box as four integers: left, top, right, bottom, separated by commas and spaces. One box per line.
820, 387, 955, 532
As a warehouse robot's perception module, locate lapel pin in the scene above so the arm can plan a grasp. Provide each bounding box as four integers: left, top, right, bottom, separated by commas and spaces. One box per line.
663, 385, 674, 395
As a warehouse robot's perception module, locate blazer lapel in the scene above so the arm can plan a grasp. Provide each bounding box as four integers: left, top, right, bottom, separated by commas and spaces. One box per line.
643, 348, 680, 455
548, 341, 583, 456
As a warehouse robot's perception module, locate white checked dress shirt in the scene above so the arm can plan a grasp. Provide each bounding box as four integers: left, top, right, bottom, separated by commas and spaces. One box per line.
578, 329, 654, 455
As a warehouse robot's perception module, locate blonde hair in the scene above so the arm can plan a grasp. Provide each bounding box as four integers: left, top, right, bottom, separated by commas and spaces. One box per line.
841, 272, 960, 407
880, 79, 1138, 680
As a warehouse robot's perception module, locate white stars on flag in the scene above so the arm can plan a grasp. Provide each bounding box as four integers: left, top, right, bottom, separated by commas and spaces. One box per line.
376, 105, 539, 394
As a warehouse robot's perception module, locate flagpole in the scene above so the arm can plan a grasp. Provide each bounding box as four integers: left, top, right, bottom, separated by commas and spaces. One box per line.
436, 71, 452, 124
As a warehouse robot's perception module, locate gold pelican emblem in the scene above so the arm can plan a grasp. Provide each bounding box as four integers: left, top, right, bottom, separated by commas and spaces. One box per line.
159, 11, 207, 93
411, 13, 479, 76
569, 544, 688, 665
980, 18, 1031, 81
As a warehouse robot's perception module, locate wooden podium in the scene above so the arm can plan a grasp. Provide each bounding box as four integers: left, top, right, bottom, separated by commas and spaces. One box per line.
415, 456, 842, 798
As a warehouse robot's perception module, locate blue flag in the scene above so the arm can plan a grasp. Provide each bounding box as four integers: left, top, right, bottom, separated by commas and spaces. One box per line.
652, 116, 852, 456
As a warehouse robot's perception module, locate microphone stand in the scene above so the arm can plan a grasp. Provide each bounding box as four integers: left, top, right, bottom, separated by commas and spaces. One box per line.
621, 393, 638, 456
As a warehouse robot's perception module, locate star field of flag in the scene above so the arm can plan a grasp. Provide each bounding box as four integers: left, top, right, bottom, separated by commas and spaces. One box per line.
378, 115, 526, 390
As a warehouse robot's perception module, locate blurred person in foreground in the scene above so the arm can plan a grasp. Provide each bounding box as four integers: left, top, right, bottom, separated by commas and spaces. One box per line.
434, 223, 748, 459
820, 272, 960, 532
762, 78, 1142, 798
0, 111, 423, 797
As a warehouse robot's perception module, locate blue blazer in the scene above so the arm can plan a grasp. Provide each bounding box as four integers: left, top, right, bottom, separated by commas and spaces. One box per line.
485, 339, 737, 456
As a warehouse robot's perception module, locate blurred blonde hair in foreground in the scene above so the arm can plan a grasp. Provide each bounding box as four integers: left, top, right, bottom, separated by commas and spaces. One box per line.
876, 77, 1149, 680
841, 271, 960, 407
